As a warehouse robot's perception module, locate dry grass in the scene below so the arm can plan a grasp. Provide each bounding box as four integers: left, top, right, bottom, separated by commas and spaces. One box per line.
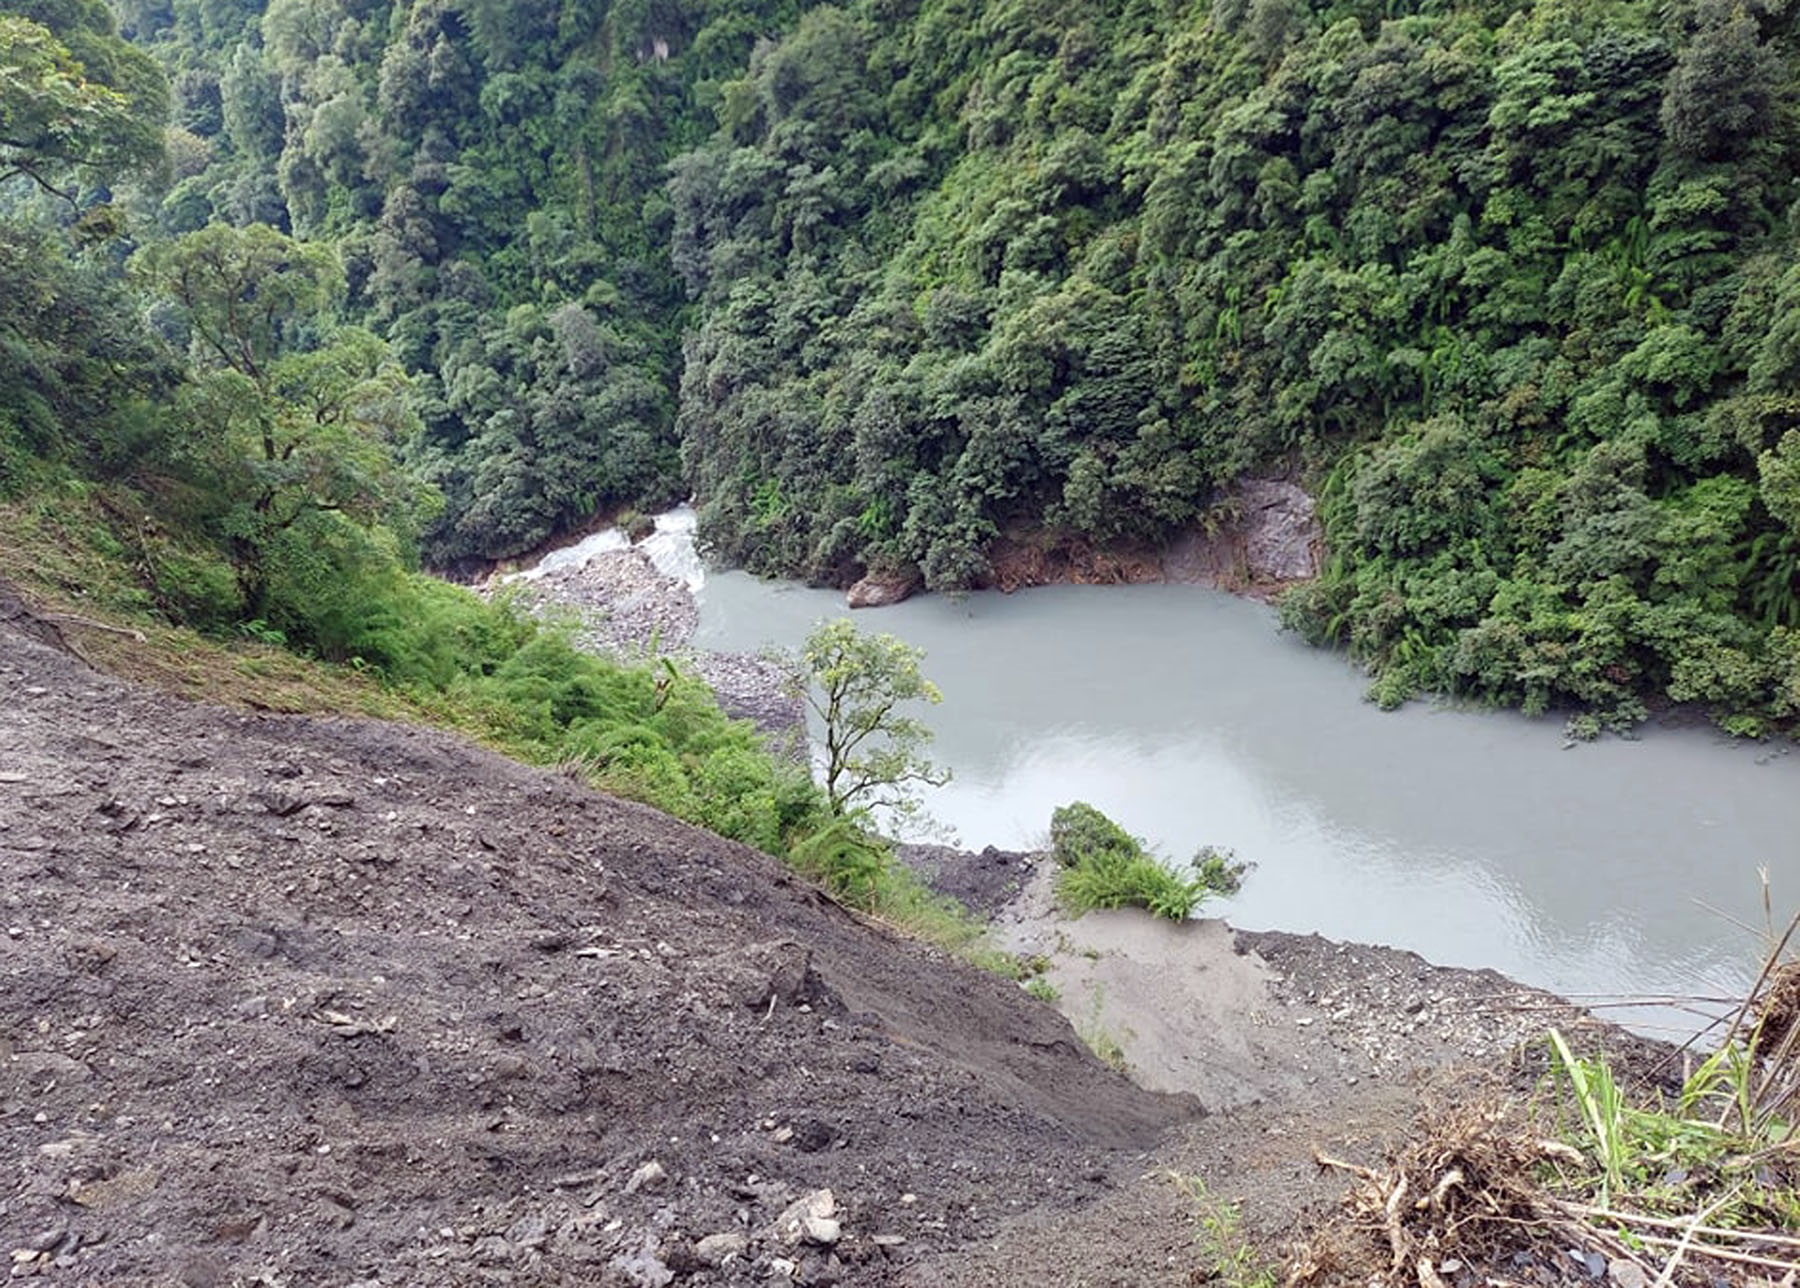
1753, 960, 1800, 1062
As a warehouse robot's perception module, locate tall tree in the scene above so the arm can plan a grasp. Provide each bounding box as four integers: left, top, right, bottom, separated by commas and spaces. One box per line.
131, 222, 423, 616
0, 6, 166, 201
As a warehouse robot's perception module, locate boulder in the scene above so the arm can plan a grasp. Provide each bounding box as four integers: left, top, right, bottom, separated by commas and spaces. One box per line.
846, 571, 920, 609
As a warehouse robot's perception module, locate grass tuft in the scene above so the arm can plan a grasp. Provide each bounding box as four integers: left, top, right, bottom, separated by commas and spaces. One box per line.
1049, 801, 1245, 921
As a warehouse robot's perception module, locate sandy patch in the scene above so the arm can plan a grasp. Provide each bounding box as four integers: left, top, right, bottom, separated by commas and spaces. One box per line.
994, 864, 1298, 1110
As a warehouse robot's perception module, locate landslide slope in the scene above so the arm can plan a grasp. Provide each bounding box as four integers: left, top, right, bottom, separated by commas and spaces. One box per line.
0, 591, 1189, 1286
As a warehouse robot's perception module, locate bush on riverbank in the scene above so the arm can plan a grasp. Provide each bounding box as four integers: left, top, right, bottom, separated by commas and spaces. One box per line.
1050, 802, 1245, 922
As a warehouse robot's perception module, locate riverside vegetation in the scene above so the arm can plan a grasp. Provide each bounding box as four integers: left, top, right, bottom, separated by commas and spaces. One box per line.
1050, 800, 1246, 921
5, 0, 1800, 736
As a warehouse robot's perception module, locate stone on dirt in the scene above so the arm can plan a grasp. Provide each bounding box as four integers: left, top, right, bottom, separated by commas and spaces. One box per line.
693, 1231, 749, 1266
623, 1160, 668, 1195
773, 1189, 839, 1246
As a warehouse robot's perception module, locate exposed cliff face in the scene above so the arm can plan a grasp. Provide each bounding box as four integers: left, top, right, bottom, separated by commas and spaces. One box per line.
1159, 480, 1322, 597
971, 479, 1322, 599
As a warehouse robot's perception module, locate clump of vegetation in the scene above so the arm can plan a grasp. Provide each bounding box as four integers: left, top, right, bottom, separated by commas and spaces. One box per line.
1294, 925, 1800, 1286
1023, 976, 1061, 1004
1077, 984, 1130, 1074
1050, 802, 1245, 922
1173, 1176, 1280, 1288
616, 509, 656, 543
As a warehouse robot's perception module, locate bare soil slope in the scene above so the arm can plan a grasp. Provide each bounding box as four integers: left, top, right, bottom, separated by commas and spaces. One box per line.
0, 591, 1189, 1287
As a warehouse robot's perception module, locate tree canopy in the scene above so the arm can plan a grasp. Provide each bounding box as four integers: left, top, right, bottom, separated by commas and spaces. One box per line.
0, 5, 166, 201
8, 0, 1800, 733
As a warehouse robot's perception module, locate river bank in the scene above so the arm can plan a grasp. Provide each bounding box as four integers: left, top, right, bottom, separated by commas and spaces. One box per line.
501, 523, 1670, 1086
491, 540, 805, 749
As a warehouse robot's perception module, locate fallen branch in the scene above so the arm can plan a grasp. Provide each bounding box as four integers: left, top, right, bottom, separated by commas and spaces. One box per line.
1384, 1172, 1411, 1273
39, 612, 147, 642
1630, 1232, 1800, 1276
1559, 1202, 1800, 1251
1314, 1152, 1379, 1181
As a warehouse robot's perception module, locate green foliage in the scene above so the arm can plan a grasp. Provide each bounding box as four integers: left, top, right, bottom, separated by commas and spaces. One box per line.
799, 617, 950, 821
1541, 1026, 1800, 1238
19, 0, 1800, 737
380, 615, 830, 854
1050, 802, 1244, 922
652, 0, 1800, 733
0, 223, 178, 478
0, 7, 167, 202
1050, 800, 1140, 870
1173, 1175, 1281, 1288
787, 814, 891, 904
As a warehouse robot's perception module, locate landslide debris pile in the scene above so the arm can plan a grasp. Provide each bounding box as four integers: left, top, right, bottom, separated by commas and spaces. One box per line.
0, 598, 1187, 1286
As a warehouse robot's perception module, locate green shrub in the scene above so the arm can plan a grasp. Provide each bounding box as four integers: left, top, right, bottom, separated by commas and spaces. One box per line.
1050, 802, 1245, 922
788, 816, 891, 905
146, 544, 241, 630
1050, 800, 1140, 869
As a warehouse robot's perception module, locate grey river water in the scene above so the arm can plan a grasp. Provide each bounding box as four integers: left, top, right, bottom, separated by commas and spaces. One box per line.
683, 556, 1800, 1038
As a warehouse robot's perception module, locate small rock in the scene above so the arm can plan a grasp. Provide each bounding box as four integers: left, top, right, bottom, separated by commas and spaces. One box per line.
624, 1160, 667, 1194
21, 1230, 64, 1256
1566, 1249, 1606, 1280
774, 1190, 837, 1247
693, 1232, 748, 1267
471, 1236, 513, 1264
1609, 1260, 1648, 1288
609, 1231, 674, 1288
846, 571, 920, 609
177, 1251, 226, 1288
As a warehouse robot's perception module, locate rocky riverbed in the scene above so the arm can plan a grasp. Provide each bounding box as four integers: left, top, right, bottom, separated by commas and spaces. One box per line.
492, 546, 804, 749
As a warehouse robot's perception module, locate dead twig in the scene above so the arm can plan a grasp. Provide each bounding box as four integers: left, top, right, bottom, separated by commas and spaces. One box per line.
1313, 1152, 1379, 1182
39, 612, 147, 642
1558, 1202, 1800, 1251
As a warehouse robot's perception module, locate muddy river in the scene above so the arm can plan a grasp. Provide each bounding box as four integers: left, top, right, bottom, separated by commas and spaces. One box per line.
593, 511, 1800, 1037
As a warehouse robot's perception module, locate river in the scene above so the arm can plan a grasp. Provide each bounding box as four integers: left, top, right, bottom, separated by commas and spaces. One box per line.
564, 511, 1800, 1037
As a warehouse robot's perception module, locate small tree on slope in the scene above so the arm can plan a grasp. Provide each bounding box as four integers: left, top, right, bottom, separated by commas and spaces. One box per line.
800, 618, 950, 824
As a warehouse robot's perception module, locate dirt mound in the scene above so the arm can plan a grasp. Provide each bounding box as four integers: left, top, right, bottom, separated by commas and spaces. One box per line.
0, 604, 1190, 1286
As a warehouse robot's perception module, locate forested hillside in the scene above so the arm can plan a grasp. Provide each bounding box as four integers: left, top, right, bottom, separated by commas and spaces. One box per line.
106, 0, 816, 567
6, 0, 1800, 730
670, 0, 1800, 732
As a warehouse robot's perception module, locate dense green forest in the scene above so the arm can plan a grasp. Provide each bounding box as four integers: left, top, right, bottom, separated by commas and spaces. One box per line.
5, 0, 1800, 731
